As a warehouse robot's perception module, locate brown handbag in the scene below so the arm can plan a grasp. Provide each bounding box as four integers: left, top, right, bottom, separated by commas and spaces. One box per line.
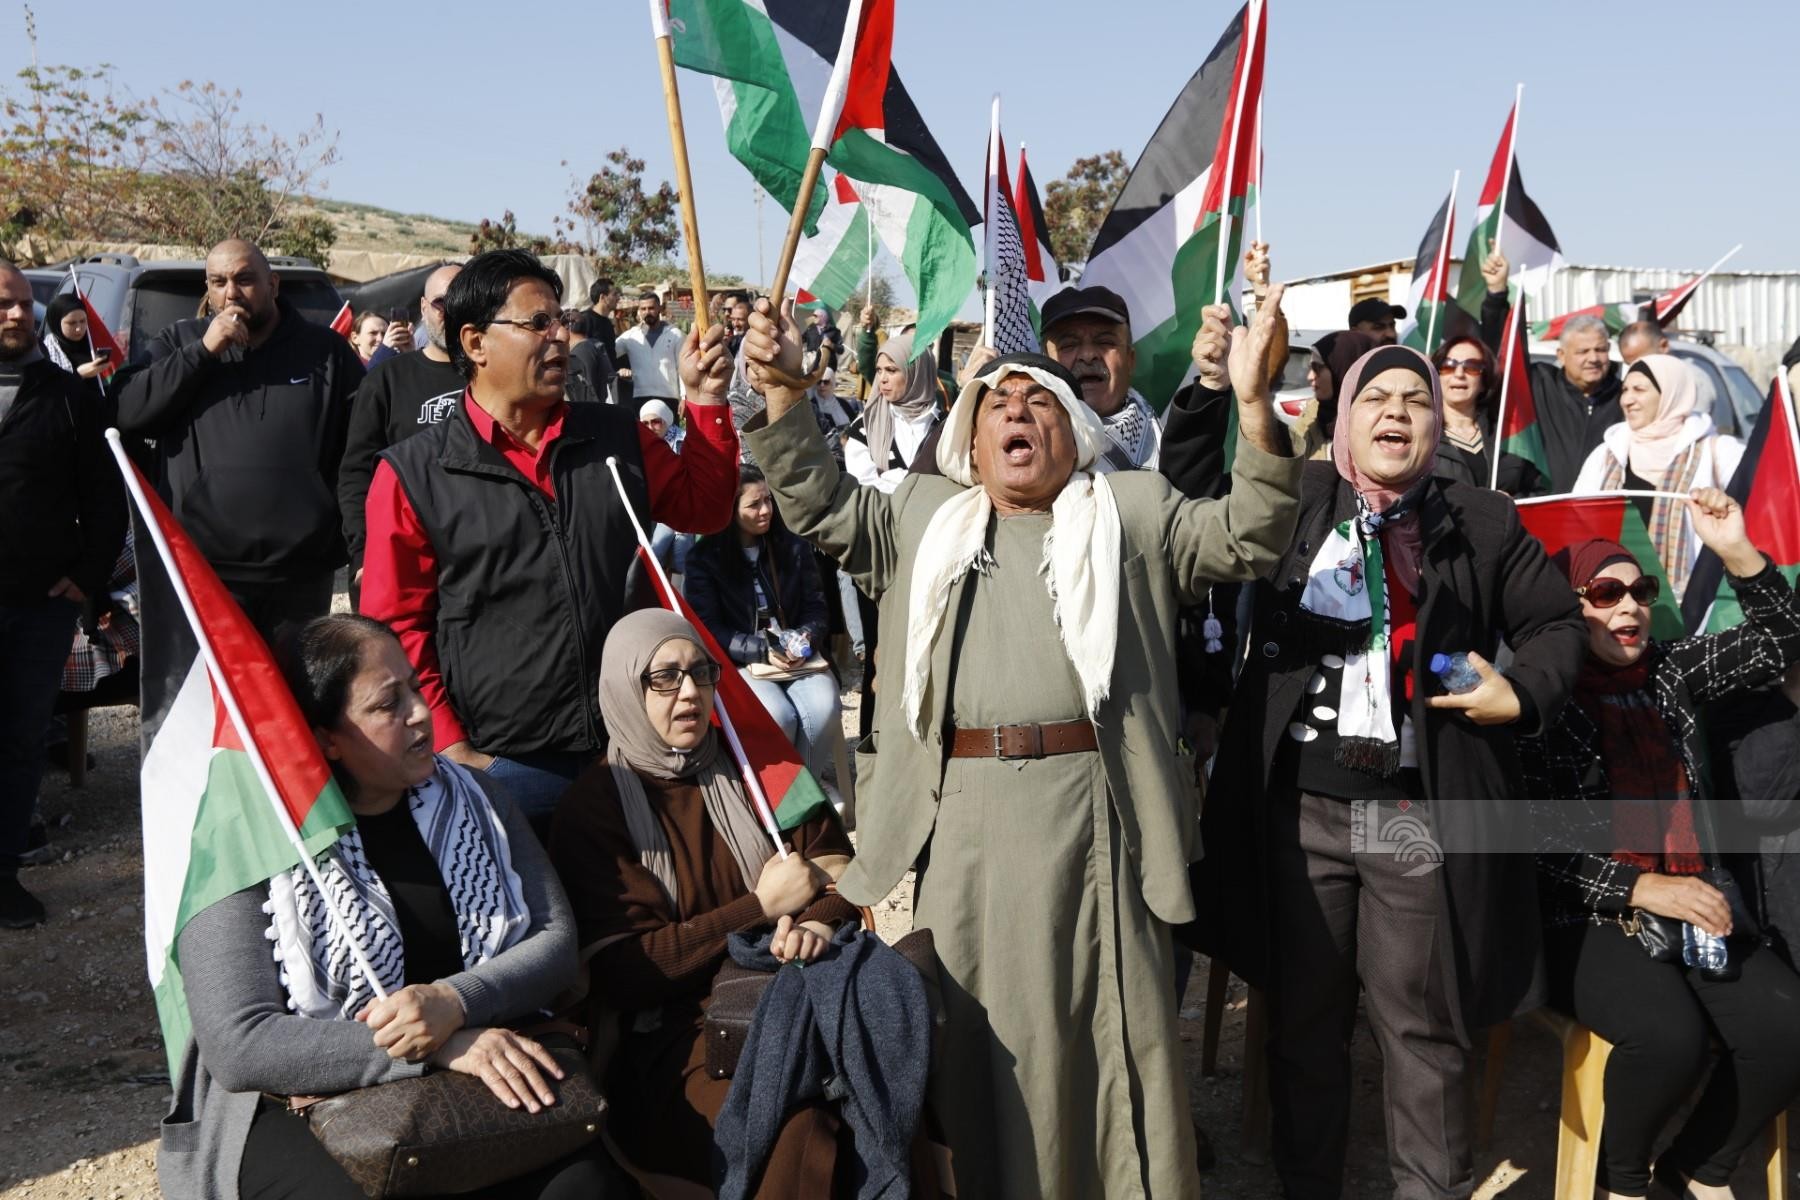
296, 1034, 607, 1198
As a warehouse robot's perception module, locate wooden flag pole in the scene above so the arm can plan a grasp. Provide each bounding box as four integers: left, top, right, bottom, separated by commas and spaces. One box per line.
1423, 169, 1461, 354
651, 1, 711, 322
769, 147, 828, 304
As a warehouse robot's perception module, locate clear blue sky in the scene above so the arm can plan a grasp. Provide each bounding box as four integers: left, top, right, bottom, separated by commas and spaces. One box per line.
21, 0, 1800, 294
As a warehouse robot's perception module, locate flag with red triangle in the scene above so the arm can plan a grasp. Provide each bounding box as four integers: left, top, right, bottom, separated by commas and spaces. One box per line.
1014, 143, 1060, 334
1681, 373, 1800, 633
329, 301, 354, 337
1455, 96, 1563, 318
1515, 494, 1686, 641
65, 268, 124, 381
1398, 186, 1457, 355
635, 547, 834, 832
120, 446, 356, 1076
1492, 294, 1549, 487
982, 113, 1038, 356
1531, 273, 1710, 342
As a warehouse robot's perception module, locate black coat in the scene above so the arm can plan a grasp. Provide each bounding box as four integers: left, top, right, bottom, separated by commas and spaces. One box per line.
685, 526, 830, 667
1187, 461, 1587, 1039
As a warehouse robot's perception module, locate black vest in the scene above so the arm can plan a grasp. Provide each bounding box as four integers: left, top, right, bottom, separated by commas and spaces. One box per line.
381, 399, 654, 756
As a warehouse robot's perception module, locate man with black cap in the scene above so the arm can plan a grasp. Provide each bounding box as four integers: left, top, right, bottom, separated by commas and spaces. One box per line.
1348, 296, 1406, 345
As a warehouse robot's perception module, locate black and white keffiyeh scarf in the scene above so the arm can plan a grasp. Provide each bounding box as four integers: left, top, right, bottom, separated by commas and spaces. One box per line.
264, 757, 531, 1020
1097, 388, 1162, 472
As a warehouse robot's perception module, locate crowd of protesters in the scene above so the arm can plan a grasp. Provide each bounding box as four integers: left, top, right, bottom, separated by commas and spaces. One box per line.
4, 230, 1800, 1200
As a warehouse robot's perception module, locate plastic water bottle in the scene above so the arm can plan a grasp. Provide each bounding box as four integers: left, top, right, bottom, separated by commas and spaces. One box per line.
1429, 652, 1483, 694
1682, 921, 1730, 974
778, 627, 813, 660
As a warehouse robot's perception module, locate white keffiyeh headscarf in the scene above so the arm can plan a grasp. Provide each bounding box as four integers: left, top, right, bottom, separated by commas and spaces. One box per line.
901, 354, 1122, 740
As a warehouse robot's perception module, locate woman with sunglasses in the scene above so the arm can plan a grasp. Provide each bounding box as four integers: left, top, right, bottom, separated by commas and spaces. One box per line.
1428, 335, 1545, 496
1523, 489, 1800, 1200
550, 609, 858, 1194
1572, 354, 1745, 606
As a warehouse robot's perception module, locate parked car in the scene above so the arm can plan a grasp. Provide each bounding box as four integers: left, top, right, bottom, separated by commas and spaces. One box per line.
1272, 329, 1329, 427
53, 254, 345, 365
23, 267, 63, 331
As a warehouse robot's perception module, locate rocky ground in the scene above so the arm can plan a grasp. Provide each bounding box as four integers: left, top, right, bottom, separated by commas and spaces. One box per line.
4, 680, 1793, 1198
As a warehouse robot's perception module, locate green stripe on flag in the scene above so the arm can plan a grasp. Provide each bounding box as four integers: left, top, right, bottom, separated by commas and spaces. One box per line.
1128, 204, 1245, 410
1705, 563, 1800, 633
772, 770, 832, 832
1455, 207, 1502, 319
1616, 507, 1687, 642
154, 751, 353, 1077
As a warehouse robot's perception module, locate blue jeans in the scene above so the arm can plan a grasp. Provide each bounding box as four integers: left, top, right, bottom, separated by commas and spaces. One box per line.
481, 749, 588, 827
650, 524, 694, 576
742, 669, 841, 777
834, 569, 865, 658
1, 598, 79, 873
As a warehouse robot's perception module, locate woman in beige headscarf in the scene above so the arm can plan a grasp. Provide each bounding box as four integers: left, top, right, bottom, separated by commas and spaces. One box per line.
1573, 353, 1745, 601
841, 329, 946, 493
550, 609, 855, 1196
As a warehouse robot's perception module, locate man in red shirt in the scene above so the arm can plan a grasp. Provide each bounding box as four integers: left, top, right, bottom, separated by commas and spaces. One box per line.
361, 250, 738, 820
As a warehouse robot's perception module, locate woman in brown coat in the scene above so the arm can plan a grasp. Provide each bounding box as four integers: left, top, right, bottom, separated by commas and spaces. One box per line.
551, 609, 857, 1197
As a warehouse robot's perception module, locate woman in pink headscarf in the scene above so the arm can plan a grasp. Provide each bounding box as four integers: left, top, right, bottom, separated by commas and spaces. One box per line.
1191, 343, 1588, 1198
1572, 353, 1745, 602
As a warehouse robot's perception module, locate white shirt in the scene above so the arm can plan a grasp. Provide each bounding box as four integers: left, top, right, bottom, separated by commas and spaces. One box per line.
615, 322, 682, 400
845, 406, 940, 494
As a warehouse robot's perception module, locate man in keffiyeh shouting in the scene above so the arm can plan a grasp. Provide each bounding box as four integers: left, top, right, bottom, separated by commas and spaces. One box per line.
738, 289, 1302, 1200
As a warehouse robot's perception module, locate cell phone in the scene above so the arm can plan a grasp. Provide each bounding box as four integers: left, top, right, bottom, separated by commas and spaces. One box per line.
93, 348, 112, 363
389, 307, 411, 324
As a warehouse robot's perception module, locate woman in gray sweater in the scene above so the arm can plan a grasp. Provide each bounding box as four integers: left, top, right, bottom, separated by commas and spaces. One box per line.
159, 614, 619, 1200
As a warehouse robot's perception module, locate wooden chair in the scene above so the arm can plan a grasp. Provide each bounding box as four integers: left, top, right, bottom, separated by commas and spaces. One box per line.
1481, 1011, 1790, 1199
1197, 959, 1272, 1163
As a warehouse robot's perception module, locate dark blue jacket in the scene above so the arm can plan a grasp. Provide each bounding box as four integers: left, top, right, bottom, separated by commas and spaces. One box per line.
685, 527, 829, 666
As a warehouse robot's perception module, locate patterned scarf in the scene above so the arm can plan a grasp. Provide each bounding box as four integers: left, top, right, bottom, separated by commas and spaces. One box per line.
1097, 388, 1161, 472
264, 758, 532, 1021
1295, 485, 1427, 777
1597, 438, 1711, 601
1574, 659, 1704, 874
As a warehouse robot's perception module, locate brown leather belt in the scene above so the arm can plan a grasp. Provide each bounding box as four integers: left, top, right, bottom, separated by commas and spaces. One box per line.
949, 719, 1098, 760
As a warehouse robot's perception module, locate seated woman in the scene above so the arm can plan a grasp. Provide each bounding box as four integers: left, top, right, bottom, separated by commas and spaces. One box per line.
162, 614, 614, 1200
685, 466, 842, 783
551, 609, 858, 1195
1572, 354, 1745, 603
1524, 491, 1800, 1200
1429, 333, 1544, 495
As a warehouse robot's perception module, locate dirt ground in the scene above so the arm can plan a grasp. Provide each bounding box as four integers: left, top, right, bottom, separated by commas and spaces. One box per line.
3, 681, 1794, 1198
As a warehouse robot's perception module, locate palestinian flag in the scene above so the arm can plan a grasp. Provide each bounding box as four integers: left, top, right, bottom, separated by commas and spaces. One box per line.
328, 300, 353, 337
982, 112, 1038, 356
665, 0, 825, 235
1531, 250, 1737, 341
1014, 143, 1061, 333
1515, 494, 1686, 642
1681, 373, 1800, 633
1455, 97, 1563, 318
1492, 295, 1550, 487
118, 442, 355, 1076
1081, 0, 1266, 410
790, 171, 873, 312
787, 0, 978, 356
65, 267, 124, 381
637, 547, 833, 831
1398, 186, 1457, 355
1531, 299, 1649, 343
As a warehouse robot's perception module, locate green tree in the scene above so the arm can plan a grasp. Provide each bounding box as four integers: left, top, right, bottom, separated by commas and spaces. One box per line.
1043, 150, 1129, 267
842, 271, 896, 324
566, 148, 681, 276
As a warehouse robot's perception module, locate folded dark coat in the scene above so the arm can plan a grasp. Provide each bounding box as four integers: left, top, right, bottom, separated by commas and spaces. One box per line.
712, 926, 930, 1200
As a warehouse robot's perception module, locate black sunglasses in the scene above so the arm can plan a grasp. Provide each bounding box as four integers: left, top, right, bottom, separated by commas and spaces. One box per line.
1576, 576, 1660, 608
641, 661, 722, 693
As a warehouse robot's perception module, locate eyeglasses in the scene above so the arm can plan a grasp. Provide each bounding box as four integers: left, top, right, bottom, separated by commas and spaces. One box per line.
426, 297, 447, 312
487, 311, 568, 336
641, 661, 723, 693
1576, 576, 1660, 608
1438, 358, 1489, 376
